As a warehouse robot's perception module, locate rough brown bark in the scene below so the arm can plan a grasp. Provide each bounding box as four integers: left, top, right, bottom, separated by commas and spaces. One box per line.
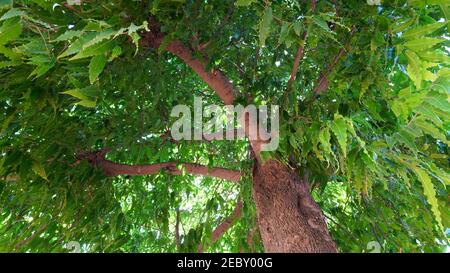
252, 160, 337, 252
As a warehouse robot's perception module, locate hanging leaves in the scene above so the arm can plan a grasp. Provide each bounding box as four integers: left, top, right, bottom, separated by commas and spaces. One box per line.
259, 7, 272, 46
411, 166, 444, 231
330, 114, 348, 157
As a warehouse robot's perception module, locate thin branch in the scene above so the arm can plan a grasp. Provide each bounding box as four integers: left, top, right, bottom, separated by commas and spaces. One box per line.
14, 224, 47, 250
313, 26, 356, 94
246, 226, 257, 253
77, 150, 241, 182
286, 0, 317, 92
175, 208, 181, 252
62, 2, 80, 14
198, 201, 243, 253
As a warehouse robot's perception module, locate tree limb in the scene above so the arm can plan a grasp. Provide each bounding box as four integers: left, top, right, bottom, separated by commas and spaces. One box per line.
286, 0, 316, 92
313, 26, 356, 94
140, 21, 267, 160
77, 150, 241, 182
141, 24, 235, 105
198, 201, 243, 253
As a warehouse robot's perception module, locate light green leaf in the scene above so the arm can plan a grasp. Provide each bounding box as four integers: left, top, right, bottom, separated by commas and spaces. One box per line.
411, 165, 443, 231
404, 37, 445, 52
391, 17, 416, 33
32, 161, 47, 180
0, 8, 23, 21
75, 99, 96, 108
418, 50, 450, 63
60, 89, 90, 101
89, 54, 107, 84
330, 114, 348, 157
414, 118, 447, 141
54, 30, 84, 42
278, 22, 289, 45
235, 0, 256, 6
312, 16, 332, 33
405, 50, 422, 88
0, 17, 22, 45
293, 21, 302, 36
58, 32, 97, 59
82, 28, 117, 49
319, 127, 333, 164
69, 40, 115, 60
259, 7, 272, 46
402, 22, 446, 40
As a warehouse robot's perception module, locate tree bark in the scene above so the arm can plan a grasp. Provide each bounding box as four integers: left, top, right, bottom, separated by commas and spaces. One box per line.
140, 22, 339, 252
252, 159, 337, 253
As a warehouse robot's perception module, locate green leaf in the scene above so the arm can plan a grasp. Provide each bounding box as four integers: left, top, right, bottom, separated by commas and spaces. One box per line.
293, 21, 302, 36
89, 54, 107, 84
404, 37, 445, 52
32, 161, 47, 180
405, 50, 422, 88
402, 22, 446, 40
391, 17, 416, 33
69, 39, 115, 60
278, 22, 289, 45
0, 0, 12, 10
58, 32, 97, 59
259, 7, 272, 46
0, 17, 22, 45
60, 89, 90, 101
54, 30, 84, 42
0, 8, 24, 21
418, 50, 450, 63
411, 165, 443, 231
319, 127, 333, 164
82, 28, 117, 49
312, 16, 332, 33
125, 22, 148, 55
330, 114, 348, 157
75, 99, 96, 108
414, 118, 447, 142
235, 0, 256, 6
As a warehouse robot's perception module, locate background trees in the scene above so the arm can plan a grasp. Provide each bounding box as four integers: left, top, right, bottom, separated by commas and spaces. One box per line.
0, 0, 448, 252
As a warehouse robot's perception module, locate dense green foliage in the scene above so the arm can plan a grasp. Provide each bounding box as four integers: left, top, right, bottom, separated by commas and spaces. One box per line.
0, 0, 448, 252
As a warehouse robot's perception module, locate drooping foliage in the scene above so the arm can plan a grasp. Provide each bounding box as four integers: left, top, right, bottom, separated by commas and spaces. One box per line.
0, 0, 448, 252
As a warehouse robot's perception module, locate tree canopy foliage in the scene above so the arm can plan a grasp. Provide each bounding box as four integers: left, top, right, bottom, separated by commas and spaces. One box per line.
0, 0, 449, 252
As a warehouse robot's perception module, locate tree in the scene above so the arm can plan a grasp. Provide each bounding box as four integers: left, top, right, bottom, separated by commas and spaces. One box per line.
0, 0, 448, 253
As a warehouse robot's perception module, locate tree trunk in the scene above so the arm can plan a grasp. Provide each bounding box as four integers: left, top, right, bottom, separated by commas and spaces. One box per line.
252, 159, 338, 252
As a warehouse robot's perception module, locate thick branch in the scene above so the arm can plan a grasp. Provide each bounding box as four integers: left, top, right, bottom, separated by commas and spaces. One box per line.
313, 26, 356, 94
77, 150, 241, 182
166, 41, 235, 104
141, 27, 235, 105
140, 21, 267, 160
198, 201, 243, 253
